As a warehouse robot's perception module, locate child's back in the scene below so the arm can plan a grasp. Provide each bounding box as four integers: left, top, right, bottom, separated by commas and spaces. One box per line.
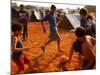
80, 35, 95, 69
82, 35, 95, 61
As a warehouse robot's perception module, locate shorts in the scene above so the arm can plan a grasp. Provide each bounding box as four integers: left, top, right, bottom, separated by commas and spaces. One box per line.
13, 54, 30, 71
49, 31, 60, 41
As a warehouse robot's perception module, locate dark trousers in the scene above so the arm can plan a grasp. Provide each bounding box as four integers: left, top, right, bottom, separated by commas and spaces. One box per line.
20, 21, 28, 41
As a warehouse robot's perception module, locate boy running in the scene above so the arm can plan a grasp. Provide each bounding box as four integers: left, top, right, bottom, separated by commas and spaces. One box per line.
41, 5, 62, 52
11, 23, 32, 74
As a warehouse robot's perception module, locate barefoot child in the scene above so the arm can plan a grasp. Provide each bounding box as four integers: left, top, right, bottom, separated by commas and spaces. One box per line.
11, 23, 33, 74
41, 5, 62, 52
68, 27, 95, 70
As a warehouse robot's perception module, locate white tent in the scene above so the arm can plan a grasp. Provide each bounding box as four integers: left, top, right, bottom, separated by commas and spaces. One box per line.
33, 8, 80, 29
34, 9, 41, 20
65, 14, 80, 29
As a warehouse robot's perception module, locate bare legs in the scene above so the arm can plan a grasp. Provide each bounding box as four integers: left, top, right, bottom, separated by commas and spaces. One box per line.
41, 39, 62, 52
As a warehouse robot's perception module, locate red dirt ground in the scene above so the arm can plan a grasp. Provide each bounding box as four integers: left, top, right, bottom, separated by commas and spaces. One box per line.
11, 21, 96, 74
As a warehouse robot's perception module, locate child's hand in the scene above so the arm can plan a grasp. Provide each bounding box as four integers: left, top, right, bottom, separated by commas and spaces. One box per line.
24, 47, 30, 50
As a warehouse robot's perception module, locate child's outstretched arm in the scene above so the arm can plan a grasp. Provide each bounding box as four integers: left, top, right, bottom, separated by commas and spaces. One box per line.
68, 47, 74, 62
12, 37, 30, 52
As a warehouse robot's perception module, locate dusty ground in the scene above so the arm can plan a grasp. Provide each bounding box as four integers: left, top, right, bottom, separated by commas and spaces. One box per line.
11, 21, 96, 74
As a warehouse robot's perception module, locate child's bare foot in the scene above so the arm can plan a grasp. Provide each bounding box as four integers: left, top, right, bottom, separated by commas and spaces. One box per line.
41, 46, 45, 52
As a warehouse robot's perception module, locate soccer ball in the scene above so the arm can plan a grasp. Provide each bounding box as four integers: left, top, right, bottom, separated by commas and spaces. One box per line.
60, 55, 69, 62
